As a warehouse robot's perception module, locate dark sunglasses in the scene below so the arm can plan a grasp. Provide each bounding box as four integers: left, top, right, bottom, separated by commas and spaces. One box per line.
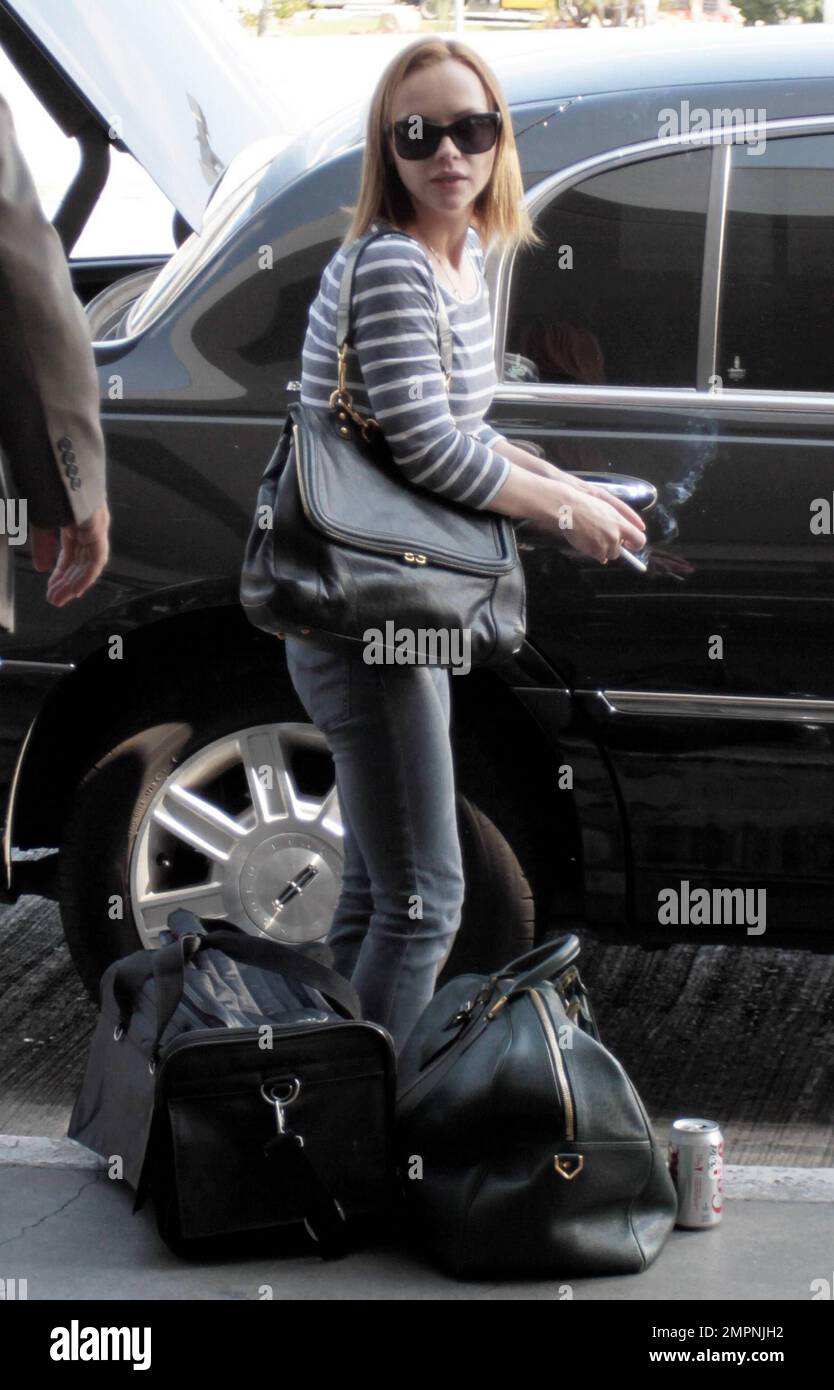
386, 111, 502, 161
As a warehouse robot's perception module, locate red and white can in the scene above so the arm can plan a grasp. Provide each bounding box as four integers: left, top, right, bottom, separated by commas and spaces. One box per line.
668, 1119, 724, 1228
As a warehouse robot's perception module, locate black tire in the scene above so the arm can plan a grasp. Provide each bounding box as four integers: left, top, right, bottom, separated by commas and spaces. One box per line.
438, 795, 535, 984
58, 669, 535, 1000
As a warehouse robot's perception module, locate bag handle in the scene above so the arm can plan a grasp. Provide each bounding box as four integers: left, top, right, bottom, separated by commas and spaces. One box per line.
112, 911, 363, 1064
497, 933, 581, 998
424, 933, 588, 1067
335, 228, 453, 393
111, 934, 197, 1028
446, 936, 581, 1028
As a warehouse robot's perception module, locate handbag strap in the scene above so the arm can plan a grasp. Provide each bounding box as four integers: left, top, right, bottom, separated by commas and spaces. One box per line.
263, 1128, 349, 1259
335, 227, 453, 388
497, 933, 581, 998
113, 911, 363, 1063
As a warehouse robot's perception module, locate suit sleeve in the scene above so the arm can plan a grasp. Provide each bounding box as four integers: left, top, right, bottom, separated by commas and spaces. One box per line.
0, 92, 107, 526
350, 239, 510, 510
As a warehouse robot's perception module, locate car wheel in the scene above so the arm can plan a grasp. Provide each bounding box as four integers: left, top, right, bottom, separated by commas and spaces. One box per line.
58, 672, 535, 1001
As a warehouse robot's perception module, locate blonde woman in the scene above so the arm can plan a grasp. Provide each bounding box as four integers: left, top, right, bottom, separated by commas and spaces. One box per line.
284, 38, 645, 1052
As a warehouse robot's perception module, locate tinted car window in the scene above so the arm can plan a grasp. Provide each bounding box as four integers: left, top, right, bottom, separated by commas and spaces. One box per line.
504, 147, 712, 389
716, 133, 834, 393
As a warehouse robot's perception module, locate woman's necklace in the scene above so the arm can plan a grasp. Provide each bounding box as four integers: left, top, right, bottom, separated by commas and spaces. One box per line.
424, 240, 466, 300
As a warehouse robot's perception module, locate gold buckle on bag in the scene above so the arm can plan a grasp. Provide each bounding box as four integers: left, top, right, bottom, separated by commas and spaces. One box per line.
554, 1154, 584, 1180
329, 343, 379, 443
327, 341, 449, 441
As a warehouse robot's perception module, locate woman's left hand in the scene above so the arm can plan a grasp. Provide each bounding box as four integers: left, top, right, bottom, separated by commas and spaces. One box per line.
562, 474, 647, 538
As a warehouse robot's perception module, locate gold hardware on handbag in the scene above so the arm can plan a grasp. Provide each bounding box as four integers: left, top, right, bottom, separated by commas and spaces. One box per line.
554, 1154, 585, 1180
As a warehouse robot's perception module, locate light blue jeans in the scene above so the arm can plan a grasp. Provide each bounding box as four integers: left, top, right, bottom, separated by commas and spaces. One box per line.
283, 635, 466, 1053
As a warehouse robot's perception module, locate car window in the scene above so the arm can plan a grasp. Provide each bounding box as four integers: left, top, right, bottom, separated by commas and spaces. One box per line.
126, 161, 266, 336
716, 133, 834, 394
503, 147, 712, 389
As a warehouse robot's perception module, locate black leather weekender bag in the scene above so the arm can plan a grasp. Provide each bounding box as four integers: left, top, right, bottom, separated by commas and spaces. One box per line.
68, 910, 398, 1259
394, 934, 677, 1280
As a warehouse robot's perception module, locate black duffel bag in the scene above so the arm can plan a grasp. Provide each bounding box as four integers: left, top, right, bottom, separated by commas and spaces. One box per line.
68, 909, 398, 1259
394, 934, 677, 1280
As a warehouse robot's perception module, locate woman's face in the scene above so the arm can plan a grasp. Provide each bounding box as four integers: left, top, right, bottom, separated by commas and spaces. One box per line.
387, 59, 498, 222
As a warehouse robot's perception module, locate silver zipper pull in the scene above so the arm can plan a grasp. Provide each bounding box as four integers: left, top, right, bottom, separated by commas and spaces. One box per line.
445, 999, 475, 1030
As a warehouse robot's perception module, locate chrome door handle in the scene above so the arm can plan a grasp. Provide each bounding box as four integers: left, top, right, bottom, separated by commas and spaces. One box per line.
505, 437, 546, 459
569, 471, 657, 513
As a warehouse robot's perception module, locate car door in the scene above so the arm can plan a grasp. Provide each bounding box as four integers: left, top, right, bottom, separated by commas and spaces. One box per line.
489, 118, 834, 947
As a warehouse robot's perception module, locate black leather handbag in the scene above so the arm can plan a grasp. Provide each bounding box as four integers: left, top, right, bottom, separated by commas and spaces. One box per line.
394, 934, 678, 1280
239, 228, 526, 668
68, 910, 399, 1259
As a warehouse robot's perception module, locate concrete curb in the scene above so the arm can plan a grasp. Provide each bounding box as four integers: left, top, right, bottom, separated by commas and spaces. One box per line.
722, 1164, 834, 1202
1, 1134, 833, 1200
0, 1135, 105, 1169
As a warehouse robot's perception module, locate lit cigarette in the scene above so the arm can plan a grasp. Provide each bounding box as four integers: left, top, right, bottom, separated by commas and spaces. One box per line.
618, 546, 648, 572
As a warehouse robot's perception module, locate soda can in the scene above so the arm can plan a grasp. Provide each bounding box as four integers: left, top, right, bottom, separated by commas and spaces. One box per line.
668, 1119, 724, 1228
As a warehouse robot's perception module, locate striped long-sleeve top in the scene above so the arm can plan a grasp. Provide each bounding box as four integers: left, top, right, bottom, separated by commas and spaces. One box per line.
299, 215, 510, 511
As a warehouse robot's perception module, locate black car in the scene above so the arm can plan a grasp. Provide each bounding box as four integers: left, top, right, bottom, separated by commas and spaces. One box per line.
1, 2, 833, 998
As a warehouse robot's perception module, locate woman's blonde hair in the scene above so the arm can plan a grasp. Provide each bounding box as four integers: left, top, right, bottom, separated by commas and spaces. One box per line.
341, 38, 543, 256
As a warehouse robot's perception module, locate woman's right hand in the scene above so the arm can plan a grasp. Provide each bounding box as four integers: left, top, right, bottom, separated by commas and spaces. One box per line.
486, 465, 647, 565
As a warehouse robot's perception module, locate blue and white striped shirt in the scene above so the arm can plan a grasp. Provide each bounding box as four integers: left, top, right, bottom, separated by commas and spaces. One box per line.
300, 216, 510, 511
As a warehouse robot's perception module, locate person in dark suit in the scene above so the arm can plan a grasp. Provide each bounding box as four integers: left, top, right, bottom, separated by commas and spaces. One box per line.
0, 90, 109, 634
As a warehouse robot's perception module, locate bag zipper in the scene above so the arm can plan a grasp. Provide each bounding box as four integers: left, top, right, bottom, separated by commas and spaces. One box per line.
156, 1018, 390, 1087
292, 422, 516, 577
528, 987, 575, 1141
